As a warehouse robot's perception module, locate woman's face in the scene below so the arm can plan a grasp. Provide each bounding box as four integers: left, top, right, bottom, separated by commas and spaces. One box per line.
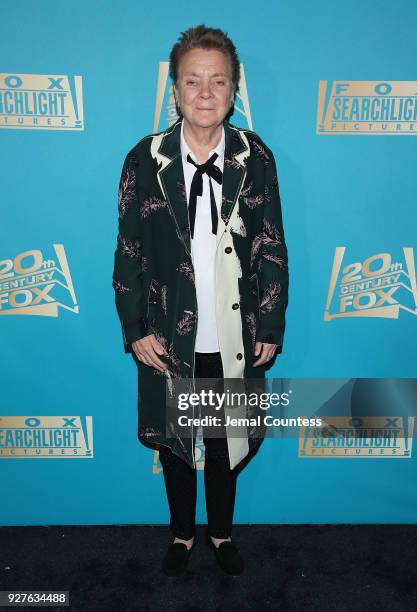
174, 47, 235, 129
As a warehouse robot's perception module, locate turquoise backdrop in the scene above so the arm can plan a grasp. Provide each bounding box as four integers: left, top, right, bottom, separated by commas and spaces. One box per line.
1, 0, 416, 525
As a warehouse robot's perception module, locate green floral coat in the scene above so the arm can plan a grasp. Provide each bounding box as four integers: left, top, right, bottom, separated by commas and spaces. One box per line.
113, 116, 289, 470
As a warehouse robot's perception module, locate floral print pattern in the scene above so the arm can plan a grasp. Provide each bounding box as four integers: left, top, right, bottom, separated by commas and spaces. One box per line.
260, 281, 282, 314
140, 196, 167, 219
224, 156, 241, 171
240, 180, 265, 209
161, 285, 168, 316
245, 311, 257, 349
248, 135, 270, 164
177, 261, 195, 285
118, 155, 136, 219
112, 277, 131, 294
151, 326, 182, 378
118, 233, 141, 259
176, 310, 197, 335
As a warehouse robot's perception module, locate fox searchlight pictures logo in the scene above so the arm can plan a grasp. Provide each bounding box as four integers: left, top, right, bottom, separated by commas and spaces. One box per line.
0, 72, 84, 130
299, 416, 414, 458
316, 81, 417, 134
0, 416, 94, 458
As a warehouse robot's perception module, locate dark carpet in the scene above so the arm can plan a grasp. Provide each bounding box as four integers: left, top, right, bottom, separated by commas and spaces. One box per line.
0, 525, 416, 611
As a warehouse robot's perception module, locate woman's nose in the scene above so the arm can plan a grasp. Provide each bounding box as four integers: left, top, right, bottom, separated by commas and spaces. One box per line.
200, 82, 212, 97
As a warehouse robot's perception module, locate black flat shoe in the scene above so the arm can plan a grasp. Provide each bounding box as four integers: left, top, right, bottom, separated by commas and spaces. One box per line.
206, 530, 244, 576
162, 540, 195, 577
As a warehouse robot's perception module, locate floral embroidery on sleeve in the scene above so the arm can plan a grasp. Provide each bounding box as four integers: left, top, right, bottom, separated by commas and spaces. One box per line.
118, 155, 137, 219
112, 277, 132, 294
259, 281, 282, 314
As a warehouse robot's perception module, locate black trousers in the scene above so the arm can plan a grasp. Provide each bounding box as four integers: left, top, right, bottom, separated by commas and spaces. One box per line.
158, 351, 246, 540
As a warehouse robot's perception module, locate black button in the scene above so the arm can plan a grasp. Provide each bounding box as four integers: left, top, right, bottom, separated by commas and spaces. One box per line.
232, 302, 240, 310
225, 246, 232, 253
236, 353, 243, 360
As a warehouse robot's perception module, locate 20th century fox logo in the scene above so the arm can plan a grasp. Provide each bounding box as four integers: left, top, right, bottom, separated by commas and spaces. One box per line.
0, 244, 78, 317
324, 247, 417, 320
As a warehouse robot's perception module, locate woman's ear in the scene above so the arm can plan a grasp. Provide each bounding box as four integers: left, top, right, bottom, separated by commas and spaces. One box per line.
173, 86, 181, 113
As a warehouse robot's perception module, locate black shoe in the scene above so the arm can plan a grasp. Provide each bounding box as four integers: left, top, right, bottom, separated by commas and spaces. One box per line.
206, 529, 244, 576
162, 540, 195, 577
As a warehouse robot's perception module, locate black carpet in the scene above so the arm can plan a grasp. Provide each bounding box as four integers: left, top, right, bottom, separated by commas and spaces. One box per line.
0, 525, 416, 611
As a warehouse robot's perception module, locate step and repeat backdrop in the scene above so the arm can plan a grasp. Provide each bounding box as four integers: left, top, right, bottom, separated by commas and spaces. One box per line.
1, 0, 417, 525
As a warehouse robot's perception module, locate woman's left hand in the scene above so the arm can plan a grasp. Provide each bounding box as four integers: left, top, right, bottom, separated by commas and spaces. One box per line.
253, 342, 277, 366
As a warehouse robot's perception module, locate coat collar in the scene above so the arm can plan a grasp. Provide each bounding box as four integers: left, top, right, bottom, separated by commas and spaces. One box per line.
155, 115, 249, 257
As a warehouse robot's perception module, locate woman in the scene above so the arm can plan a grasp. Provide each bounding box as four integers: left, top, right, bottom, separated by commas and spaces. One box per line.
113, 24, 289, 576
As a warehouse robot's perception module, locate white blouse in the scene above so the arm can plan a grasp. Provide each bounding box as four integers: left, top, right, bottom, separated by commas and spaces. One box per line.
180, 119, 225, 352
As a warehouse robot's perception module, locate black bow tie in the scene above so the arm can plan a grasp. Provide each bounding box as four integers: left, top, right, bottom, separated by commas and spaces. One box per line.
186, 151, 223, 239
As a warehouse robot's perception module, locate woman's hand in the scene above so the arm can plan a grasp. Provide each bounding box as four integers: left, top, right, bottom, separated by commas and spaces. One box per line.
253, 341, 277, 366
131, 334, 168, 372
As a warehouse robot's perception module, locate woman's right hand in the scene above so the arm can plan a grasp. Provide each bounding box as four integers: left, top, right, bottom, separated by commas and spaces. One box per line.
131, 334, 168, 372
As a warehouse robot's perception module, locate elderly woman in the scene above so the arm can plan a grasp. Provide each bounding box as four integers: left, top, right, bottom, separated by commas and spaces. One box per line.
113, 24, 289, 577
